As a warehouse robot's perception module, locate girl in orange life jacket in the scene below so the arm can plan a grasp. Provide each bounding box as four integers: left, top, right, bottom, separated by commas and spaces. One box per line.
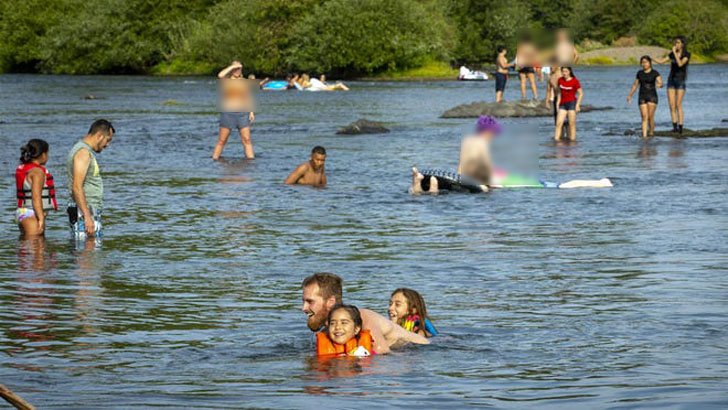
388, 288, 438, 337
15, 139, 58, 236
316, 305, 374, 357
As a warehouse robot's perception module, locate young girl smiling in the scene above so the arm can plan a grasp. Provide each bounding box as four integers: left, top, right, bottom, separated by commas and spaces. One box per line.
388, 288, 438, 337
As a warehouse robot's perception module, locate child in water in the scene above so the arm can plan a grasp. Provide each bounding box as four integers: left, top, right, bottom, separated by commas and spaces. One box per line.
316, 305, 374, 357
388, 288, 438, 337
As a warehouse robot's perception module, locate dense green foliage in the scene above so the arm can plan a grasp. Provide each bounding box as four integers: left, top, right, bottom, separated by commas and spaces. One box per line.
0, 0, 726, 75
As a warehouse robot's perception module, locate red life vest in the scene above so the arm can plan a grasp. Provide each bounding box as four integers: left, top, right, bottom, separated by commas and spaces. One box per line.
16, 163, 58, 211
316, 329, 374, 357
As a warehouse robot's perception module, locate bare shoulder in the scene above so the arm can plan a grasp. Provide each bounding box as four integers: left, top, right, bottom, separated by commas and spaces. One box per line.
360, 308, 390, 329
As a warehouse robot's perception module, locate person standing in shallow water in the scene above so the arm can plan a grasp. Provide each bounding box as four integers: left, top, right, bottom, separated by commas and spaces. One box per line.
284, 146, 327, 186
554, 67, 582, 141
67, 119, 114, 240
655, 36, 690, 134
213, 61, 256, 160
15, 139, 58, 236
628, 56, 663, 138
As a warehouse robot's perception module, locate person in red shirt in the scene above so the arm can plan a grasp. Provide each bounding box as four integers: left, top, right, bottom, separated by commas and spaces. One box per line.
554, 67, 583, 141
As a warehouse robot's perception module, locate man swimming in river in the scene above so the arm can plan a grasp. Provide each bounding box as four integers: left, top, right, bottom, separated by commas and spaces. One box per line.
285, 146, 327, 187
301, 272, 429, 354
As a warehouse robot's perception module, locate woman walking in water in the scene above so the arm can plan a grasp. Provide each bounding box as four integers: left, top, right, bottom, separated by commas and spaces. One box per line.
15, 139, 57, 236
655, 36, 690, 134
627, 56, 663, 138
554, 67, 582, 141
213, 60, 256, 160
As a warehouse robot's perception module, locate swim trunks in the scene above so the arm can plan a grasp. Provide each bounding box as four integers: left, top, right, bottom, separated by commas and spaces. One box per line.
219, 112, 251, 130
495, 72, 508, 92
67, 204, 102, 240
667, 76, 686, 90
519, 67, 535, 74
15, 207, 35, 223
559, 100, 577, 111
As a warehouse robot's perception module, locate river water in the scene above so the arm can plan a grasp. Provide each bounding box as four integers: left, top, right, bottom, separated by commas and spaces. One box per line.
1, 66, 727, 408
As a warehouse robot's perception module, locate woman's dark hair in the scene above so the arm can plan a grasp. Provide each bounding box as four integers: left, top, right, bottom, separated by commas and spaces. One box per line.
561, 66, 574, 77
20, 139, 49, 164
640, 55, 653, 67
327, 304, 363, 329
497, 45, 506, 53
675, 36, 688, 54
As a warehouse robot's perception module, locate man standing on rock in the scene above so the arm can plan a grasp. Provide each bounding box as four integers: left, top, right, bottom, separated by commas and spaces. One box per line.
301, 272, 429, 354
495, 46, 514, 103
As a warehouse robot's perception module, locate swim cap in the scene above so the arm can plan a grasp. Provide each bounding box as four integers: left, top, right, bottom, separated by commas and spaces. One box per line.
475, 115, 502, 135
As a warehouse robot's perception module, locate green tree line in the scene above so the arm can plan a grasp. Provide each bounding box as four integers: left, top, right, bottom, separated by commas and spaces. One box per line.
0, 0, 726, 75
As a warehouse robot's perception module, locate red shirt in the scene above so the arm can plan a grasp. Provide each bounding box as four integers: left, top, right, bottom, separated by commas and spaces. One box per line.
558, 76, 581, 104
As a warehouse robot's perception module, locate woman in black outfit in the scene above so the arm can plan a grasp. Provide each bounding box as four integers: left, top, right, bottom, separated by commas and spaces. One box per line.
656, 36, 690, 133
627, 56, 663, 138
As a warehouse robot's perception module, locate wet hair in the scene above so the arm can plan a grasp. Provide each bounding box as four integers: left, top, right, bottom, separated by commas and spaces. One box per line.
302, 272, 343, 305
675, 36, 688, 54
327, 304, 363, 330
497, 45, 506, 53
88, 119, 115, 137
475, 115, 502, 135
640, 55, 652, 68
561, 66, 574, 77
312, 146, 326, 155
391, 288, 430, 328
19, 139, 49, 164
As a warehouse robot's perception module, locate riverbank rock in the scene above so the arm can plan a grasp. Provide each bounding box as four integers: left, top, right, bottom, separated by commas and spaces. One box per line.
654, 128, 728, 138
336, 119, 390, 135
441, 99, 613, 118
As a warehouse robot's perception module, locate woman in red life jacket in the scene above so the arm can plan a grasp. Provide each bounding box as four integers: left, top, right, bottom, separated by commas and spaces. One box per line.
15, 139, 57, 236
554, 67, 583, 141
316, 305, 374, 357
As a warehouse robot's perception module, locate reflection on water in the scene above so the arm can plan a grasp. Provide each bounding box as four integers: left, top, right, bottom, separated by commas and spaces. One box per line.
1, 68, 728, 407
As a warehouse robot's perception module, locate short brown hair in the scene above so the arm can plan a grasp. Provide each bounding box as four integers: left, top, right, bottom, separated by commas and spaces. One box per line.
302, 272, 342, 304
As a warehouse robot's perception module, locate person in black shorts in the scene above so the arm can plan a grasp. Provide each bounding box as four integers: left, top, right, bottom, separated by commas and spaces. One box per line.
516, 35, 539, 100
656, 36, 690, 133
627, 56, 663, 138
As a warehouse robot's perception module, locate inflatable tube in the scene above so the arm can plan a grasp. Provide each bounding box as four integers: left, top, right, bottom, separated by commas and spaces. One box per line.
419, 168, 487, 193
262, 80, 288, 90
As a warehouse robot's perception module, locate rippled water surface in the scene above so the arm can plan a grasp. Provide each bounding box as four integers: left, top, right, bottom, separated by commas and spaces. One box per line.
1, 67, 728, 408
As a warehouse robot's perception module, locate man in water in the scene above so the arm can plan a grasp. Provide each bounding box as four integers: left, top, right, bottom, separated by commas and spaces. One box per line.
411, 115, 499, 194
67, 119, 114, 240
301, 273, 429, 354
213, 60, 256, 160
285, 146, 327, 186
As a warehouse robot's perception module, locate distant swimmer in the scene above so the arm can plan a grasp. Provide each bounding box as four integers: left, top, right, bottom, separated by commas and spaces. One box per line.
213, 60, 256, 160
15, 139, 58, 236
495, 46, 515, 103
285, 146, 327, 187
627, 56, 663, 138
554, 67, 582, 141
655, 36, 690, 134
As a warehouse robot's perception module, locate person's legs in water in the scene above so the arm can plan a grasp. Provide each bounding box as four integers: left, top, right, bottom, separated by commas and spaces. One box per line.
239, 126, 254, 159
639, 103, 649, 138
675, 89, 686, 133
647, 102, 657, 137
554, 109, 568, 141
528, 73, 538, 99
667, 88, 678, 132
213, 127, 231, 160
519, 72, 527, 100
567, 109, 577, 141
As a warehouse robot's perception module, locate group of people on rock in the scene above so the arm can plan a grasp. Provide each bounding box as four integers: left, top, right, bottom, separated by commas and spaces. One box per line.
495, 33, 691, 140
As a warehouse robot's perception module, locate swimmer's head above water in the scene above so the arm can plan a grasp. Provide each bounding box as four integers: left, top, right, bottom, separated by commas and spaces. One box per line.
475, 115, 502, 138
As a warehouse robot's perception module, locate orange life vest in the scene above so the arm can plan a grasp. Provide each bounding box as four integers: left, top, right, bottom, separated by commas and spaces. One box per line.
16, 163, 58, 211
316, 329, 374, 357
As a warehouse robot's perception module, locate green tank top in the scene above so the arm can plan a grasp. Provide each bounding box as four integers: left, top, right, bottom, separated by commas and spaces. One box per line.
67, 140, 104, 209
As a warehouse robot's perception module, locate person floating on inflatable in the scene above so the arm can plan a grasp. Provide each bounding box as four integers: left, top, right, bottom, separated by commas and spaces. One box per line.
410, 115, 612, 194
388, 288, 438, 338
316, 305, 374, 357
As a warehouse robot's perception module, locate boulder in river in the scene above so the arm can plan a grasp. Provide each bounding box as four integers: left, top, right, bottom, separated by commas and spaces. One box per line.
653, 128, 728, 138
336, 119, 390, 135
441, 99, 613, 118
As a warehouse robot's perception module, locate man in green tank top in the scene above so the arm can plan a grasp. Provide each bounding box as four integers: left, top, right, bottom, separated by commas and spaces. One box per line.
66, 119, 114, 239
